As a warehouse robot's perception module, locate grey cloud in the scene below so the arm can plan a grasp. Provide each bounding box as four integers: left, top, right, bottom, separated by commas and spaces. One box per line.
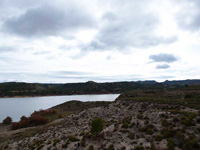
156, 64, 170, 69
0, 46, 15, 52
85, 20, 177, 50
102, 12, 117, 21
2, 5, 95, 37
82, 1, 177, 51
149, 53, 177, 63
106, 55, 112, 60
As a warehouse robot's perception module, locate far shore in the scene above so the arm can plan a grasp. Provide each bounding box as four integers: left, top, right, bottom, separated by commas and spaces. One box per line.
0, 93, 120, 99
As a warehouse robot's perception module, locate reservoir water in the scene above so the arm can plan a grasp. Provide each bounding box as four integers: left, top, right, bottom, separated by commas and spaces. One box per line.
0, 94, 119, 122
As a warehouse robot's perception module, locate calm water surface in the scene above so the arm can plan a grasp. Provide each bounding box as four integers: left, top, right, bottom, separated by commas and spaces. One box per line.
0, 94, 119, 122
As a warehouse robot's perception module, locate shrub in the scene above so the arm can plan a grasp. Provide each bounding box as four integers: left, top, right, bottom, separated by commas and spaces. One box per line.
128, 132, 135, 140
146, 128, 153, 135
183, 138, 199, 150
155, 134, 162, 141
122, 123, 129, 129
161, 129, 176, 139
137, 114, 143, 119
108, 144, 114, 150
167, 139, 175, 150
58, 114, 63, 118
81, 137, 86, 147
175, 131, 184, 141
88, 145, 94, 150
20, 116, 28, 121
90, 118, 104, 134
162, 119, 169, 127
18, 119, 29, 128
29, 115, 48, 126
3, 116, 12, 125
122, 116, 132, 128
144, 120, 149, 125
134, 146, 144, 150
182, 119, 195, 127
172, 117, 179, 123
11, 122, 19, 130
62, 141, 69, 148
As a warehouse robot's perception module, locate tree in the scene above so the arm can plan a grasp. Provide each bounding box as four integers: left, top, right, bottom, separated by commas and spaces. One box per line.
90, 118, 104, 134
3, 116, 12, 125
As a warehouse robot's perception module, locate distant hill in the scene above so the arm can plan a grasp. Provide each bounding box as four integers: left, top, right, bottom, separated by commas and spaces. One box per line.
0, 79, 199, 97
163, 79, 200, 85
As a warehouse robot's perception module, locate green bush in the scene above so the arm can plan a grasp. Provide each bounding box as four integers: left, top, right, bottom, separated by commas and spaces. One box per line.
122, 123, 129, 129
155, 134, 162, 141
175, 131, 184, 141
167, 139, 175, 150
183, 138, 199, 150
162, 119, 169, 127
3, 116, 12, 125
146, 128, 153, 135
182, 119, 195, 126
90, 118, 104, 134
122, 116, 132, 128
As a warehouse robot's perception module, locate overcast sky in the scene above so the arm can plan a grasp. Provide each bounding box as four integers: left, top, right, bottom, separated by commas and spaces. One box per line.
0, 0, 200, 83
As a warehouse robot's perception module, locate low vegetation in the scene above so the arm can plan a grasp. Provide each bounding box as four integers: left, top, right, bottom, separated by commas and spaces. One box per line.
2, 116, 12, 125
1, 86, 200, 150
11, 109, 56, 130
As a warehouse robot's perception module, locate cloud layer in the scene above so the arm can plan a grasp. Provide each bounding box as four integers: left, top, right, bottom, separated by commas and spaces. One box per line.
0, 0, 200, 82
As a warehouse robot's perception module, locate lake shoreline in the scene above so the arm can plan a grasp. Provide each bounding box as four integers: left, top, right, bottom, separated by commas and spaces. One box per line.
0, 94, 119, 122
0, 93, 120, 99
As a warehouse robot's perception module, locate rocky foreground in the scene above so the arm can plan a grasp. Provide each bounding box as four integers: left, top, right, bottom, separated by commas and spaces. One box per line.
1, 89, 200, 150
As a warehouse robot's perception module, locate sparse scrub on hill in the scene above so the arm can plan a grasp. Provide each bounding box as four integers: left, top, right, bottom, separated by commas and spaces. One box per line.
3, 87, 200, 150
